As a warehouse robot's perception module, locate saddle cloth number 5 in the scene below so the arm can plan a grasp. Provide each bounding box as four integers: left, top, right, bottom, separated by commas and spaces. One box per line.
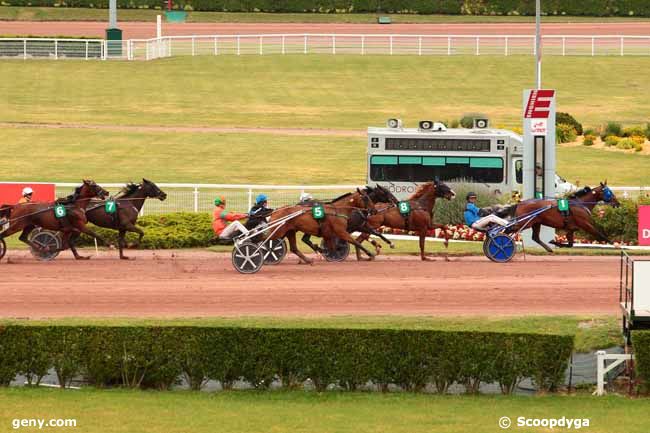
312, 204, 325, 220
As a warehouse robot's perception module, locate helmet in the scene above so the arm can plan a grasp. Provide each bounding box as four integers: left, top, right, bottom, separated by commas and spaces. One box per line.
22, 187, 33, 196
300, 192, 313, 202
255, 194, 268, 205
466, 192, 477, 200
214, 196, 226, 206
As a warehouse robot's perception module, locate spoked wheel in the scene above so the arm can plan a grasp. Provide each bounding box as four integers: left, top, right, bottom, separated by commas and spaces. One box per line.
0, 238, 6, 261
231, 241, 265, 274
484, 234, 516, 263
320, 237, 350, 262
29, 230, 62, 262
261, 239, 287, 265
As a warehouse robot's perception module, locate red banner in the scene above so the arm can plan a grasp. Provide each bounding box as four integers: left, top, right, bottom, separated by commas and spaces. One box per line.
0, 183, 56, 205
640, 205, 650, 246
524, 89, 555, 119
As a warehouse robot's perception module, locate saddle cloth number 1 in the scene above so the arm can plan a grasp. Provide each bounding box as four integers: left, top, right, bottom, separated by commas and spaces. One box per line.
105, 200, 117, 214
557, 199, 569, 212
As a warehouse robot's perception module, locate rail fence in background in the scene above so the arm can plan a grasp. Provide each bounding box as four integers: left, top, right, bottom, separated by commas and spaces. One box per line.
2, 35, 650, 60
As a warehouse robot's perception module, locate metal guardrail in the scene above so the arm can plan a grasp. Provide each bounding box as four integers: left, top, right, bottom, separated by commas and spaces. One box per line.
3, 34, 650, 60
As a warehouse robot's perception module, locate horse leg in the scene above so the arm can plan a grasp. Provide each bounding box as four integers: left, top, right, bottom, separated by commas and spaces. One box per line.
123, 223, 144, 249
531, 223, 553, 253
118, 229, 131, 260
419, 231, 432, 261
287, 230, 313, 265
430, 223, 449, 248
575, 220, 611, 244
354, 232, 371, 261
65, 230, 90, 260
334, 229, 374, 259
301, 233, 321, 254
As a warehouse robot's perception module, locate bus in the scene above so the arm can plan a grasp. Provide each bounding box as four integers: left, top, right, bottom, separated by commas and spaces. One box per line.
366, 119, 576, 199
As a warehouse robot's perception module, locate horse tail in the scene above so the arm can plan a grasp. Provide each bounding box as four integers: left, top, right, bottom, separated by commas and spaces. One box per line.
495, 204, 518, 219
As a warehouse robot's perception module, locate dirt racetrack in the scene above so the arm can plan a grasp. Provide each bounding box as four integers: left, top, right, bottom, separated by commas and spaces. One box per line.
2, 21, 650, 39
0, 249, 621, 318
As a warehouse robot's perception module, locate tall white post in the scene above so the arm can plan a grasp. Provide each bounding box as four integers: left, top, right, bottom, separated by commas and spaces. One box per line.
260, 36, 263, 55
562, 36, 566, 56
389, 35, 393, 55
592, 37, 595, 56
418, 36, 422, 55
620, 37, 624, 56
476, 36, 480, 55
214, 36, 218, 55
237, 36, 240, 55
361, 35, 365, 55
332, 35, 336, 54
54, 39, 58, 59
193, 187, 199, 213
192, 36, 195, 56
157, 14, 162, 39
505, 36, 508, 56
447, 37, 451, 55
23, 39, 27, 60
282, 35, 285, 54
247, 189, 253, 210
304, 35, 307, 54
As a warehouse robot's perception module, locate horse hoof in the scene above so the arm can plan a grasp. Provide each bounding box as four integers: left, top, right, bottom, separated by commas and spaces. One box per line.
389, 244, 395, 249
120, 256, 133, 260
75, 256, 90, 260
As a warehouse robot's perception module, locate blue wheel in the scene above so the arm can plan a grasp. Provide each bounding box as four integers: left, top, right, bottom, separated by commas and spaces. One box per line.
485, 234, 516, 263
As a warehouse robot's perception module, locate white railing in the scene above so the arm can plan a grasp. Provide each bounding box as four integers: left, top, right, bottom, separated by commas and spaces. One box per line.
129, 34, 650, 60
4, 35, 650, 60
51, 182, 648, 215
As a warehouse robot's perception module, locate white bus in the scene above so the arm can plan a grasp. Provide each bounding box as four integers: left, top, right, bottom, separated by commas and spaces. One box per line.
366, 119, 575, 199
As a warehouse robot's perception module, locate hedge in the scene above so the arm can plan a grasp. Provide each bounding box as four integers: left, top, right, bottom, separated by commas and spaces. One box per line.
0, 326, 574, 393
3, 0, 650, 16
632, 331, 650, 393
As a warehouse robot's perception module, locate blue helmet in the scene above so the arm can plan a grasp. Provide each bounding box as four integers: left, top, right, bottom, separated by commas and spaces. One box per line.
255, 194, 268, 205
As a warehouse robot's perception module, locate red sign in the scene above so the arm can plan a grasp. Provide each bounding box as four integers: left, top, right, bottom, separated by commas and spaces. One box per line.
0, 183, 56, 205
524, 89, 555, 118
640, 206, 650, 246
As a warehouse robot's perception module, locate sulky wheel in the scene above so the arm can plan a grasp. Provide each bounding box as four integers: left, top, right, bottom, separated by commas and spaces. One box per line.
320, 237, 350, 262
0, 238, 6, 261
261, 239, 287, 265
29, 230, 62, 262
485, 234, 516, 263
231, 241, 265, 274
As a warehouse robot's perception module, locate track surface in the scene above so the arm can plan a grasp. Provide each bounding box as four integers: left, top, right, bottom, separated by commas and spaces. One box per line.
0, 250, 621, 318
2, 22, 650, 39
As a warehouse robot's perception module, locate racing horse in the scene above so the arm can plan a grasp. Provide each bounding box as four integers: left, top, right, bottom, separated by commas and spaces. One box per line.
1, 180, 109, 260
85, 179, 167, 260
355, 181, 456, 261
298, 186, 398, 258
509, 181, 619, 252
266, 188, 387, 264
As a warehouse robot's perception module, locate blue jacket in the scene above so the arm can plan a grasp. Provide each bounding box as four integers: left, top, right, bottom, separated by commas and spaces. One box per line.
464, 202, 481, 226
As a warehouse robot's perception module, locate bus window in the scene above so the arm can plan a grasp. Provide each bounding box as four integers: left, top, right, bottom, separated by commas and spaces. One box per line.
514, 159, 523, 184
370, 156, 504, 183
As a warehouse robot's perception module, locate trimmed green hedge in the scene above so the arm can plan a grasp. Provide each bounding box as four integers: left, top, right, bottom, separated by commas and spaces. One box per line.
3, 1, 650, 16
0, 326, 574, 393
593, 196, 650, 244
632, 330, 650, 393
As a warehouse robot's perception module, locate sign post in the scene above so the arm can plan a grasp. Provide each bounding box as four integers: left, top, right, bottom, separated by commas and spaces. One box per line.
640, 206, 650, 246
523, 88, 556, 245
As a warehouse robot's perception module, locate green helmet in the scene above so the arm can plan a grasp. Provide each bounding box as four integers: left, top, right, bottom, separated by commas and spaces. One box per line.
214, 196, 225, 206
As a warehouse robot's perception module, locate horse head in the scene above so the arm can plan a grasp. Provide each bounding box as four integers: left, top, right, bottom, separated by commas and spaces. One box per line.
80, 179, 109, 200
433, 179, 456, 201
369, 184, 398, 205
595, 180, 619, 208
142, 178, 167, 201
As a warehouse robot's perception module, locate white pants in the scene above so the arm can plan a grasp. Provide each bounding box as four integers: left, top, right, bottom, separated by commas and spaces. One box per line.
471, 214, 509, 231
219, 221, 249, 239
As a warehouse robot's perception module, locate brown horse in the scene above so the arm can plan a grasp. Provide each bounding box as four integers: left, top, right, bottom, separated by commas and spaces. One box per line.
511, 181, 619, 252
356, 181, 456, 261
85, 179, 167, 260
1, 180, 109, 260
267, 190, 380, 264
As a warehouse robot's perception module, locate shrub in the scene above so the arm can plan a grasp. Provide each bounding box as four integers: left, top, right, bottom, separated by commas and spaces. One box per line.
0, 326, 575, 394
556, 123, 577, 144
622, 125, 646, 137
592, 196, 650, 244
459, 113, 488, 129
645, 123, 650, 140
583, 128, 597, 137
600, 121, 622, 140
633, 331, 650, 394
582, 135, 596, 146
556, 112, 583, 135
604, 135, 620, 147
616, 137, 642, 151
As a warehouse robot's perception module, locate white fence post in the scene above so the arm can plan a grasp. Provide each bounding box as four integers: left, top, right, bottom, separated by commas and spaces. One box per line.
282, 35, 285, 54
620, 37, 624, 56
126, 39, 131, 60
145, 41, 150, 61
54, 39, 58, 59
247, 188, 253, 210
193, 187, 199, 213
332, 35, 336, 54
562, 36, 566, 56
237, 36, 240, 55
260, 35, 263, 55
504, 36, 508, 56
304, 35, 307, 54
592, 37, 595, 56
476, 36, 480, 55
23, 39, 27, 60
418, 36, 422, 55
85, 40, 89, 60
447, 37, 451, 55
361, 35, 365, 55
214, 36, 218, 55
389, 35, 393, 55
192, 36, 195, 56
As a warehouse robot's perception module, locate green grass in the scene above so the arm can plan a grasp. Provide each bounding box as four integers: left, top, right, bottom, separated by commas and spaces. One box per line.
2, 56, 650, 129
0, 315, 621, 352
1, 127, 649, 186
1, 388, 649, 433
3, 7, 650, 22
